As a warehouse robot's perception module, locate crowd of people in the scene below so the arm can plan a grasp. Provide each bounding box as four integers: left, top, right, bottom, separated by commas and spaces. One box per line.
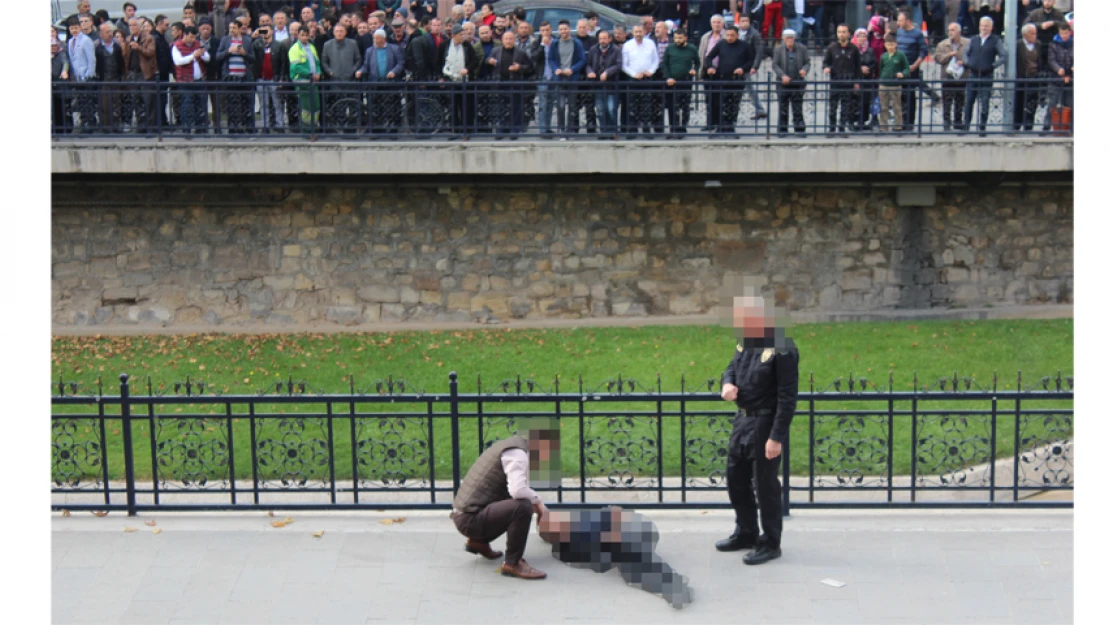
50, 1, 1074, 138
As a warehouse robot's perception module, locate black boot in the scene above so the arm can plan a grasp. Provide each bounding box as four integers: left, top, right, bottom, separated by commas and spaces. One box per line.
742, 543, 783, 565
714, 528, 758, 552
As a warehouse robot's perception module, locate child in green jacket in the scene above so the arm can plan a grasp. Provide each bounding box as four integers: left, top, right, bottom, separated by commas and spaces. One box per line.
878, 35, 908, 133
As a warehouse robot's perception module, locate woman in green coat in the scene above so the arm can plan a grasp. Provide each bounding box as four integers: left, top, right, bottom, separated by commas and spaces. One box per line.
288, 28, 321, 133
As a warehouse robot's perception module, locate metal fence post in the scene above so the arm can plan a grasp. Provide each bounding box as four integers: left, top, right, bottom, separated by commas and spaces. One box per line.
450, 371, 461, 496
119, 373, 138, 517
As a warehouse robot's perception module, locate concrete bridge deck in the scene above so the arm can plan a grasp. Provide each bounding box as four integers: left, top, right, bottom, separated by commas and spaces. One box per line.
51, 137, 1073, 177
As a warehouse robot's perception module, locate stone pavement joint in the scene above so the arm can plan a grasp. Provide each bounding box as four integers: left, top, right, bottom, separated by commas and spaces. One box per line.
52, 510, 1073, 625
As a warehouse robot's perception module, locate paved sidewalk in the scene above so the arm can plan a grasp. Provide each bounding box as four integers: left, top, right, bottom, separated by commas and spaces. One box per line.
52, 509, 1073, 625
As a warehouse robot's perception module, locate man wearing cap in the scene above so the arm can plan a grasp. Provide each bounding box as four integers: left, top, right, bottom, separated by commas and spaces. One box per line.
771, 29, 808, 136
357, 29, 405, 134
440, 24, 480, 134
388, 16, 411, 49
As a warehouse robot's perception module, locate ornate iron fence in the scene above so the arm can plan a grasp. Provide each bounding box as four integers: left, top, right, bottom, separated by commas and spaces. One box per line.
50, 76, 1072, 140
51, 370, 1073, 516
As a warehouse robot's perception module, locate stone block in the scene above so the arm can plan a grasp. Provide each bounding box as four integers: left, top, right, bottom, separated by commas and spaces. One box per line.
326, 306, 363, 325
447, 292, 471, 310
612, 302, 648, 316
470, 293, 510, 316
419, 290, 442, 305
840, 270, 872, 291
357, 285, 400, 303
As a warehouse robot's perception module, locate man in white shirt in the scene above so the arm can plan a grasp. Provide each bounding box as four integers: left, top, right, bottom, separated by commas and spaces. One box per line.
622, 24, 659, 138
451, 419, 556, 580
273, 11, 290, 42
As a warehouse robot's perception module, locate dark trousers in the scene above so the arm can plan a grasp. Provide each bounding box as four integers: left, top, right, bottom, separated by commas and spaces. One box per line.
156, 75, 170, 126
52, 85, 72, 133
665, 82, 693, 134
1013, 80, 1039, 131
718, 79, 746, 133
618, 88, 630, 133
98, 82, 124, 131
452, 498, 533, 564
857, 84, 876, 129
704, 80, 719, 130
942, 80, 967, 130
447, 82, 473, 134
777, 85, 806, 133
964, 75, 993, 132
726, 441, 783, 549
73, 82, 100, 131
649, 79, 664, 134
574, 83, 598, 133
366, 84, 403, 133
224, 77, 256, 133
177, 83, 208, 133
492, 83, 525, 134
827, 81, 855, 131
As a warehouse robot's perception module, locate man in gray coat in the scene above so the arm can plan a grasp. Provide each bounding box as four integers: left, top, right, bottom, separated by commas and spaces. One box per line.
771, 30, 808, 135
322, 23, 362, 132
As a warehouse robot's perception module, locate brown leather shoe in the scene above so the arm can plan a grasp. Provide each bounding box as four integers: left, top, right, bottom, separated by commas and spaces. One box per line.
464, 539, 503, 560
499, 559, 547, 580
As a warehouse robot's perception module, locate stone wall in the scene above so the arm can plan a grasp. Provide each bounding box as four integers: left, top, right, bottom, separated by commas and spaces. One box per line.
51, 183, 1073, 327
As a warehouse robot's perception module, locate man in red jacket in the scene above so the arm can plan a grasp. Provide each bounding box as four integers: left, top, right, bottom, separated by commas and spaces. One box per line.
171, 26, 211, 133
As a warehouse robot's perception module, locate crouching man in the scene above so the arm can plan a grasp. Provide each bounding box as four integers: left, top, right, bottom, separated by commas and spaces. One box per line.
450, 418, 559, 579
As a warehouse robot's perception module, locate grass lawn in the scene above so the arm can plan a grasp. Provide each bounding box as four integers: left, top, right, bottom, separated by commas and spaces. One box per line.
51, 318, 1073, 487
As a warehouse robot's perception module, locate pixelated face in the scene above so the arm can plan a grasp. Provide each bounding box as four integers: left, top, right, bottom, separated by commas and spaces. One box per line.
979, 18, 992, 37
598, 30, 610, 46
711, 16, 723, 32
515, 416, 561, 490
837, 25, 850, 43
577, 19, 589, 37
720, 276, 792, 347
275, 12, 287, 29
724, 27, 737, 42
558, 22, 570, 39
949, 23, 961, 39
654, 22, 667, 40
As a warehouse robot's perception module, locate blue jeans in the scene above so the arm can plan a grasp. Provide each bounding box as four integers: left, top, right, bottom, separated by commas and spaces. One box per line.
964, 76, 993, 132
537, 81, 553, 133
594, 88, 617, 134
787, 17, 804, 37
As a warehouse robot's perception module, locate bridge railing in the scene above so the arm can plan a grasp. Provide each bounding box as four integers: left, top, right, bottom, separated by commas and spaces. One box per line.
51, 77, 1072, 140
52, 370, 1073, 516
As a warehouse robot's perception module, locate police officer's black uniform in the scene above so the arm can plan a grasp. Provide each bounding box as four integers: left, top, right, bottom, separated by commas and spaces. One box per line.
716, 334, 799, 564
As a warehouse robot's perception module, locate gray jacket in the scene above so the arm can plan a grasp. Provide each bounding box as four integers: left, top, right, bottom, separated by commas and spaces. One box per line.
322, 37, 361, 81
772, 42, 809, 84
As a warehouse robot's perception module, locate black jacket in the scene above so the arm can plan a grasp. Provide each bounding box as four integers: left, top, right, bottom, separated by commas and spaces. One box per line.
94, 40, 126, 81
153, 29, 173, 80
491, 45, 533, 81
405, 33, 439, 81
721, 340, 800, 447
823, 42, 862, 80
251, 37, 282, 80
705, 39, 754, 80
586, 43, 622, 81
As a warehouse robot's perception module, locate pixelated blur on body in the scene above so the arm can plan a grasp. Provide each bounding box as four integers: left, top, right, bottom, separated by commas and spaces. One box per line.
716, 276, 800, 565
538, 506, 693, 609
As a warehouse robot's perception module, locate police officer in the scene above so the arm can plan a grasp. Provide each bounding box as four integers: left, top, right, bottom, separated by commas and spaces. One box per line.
715, 293, 799, 565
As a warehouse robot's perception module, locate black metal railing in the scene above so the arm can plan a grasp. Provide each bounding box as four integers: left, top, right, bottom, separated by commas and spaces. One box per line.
50, 77, 1073, 140
51, 370, 1073, 516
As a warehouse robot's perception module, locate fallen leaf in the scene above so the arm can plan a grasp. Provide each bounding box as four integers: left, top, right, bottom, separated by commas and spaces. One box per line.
312, 530, 325, 538
284, 517, 294, 525
123, 526, 138, 533
267, 511, 275, 517
393, 517, 406, 524
271, 520, 287, 528
699, 511, 708, 515
380, 519, 394, 525
91, 511, 108, 517
144, 519, 157, 527
61, 509, 71, 517
152, 528, 163, 535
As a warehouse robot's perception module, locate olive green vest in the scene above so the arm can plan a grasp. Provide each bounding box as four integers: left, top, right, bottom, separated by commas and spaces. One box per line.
453, 434, 529, 513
